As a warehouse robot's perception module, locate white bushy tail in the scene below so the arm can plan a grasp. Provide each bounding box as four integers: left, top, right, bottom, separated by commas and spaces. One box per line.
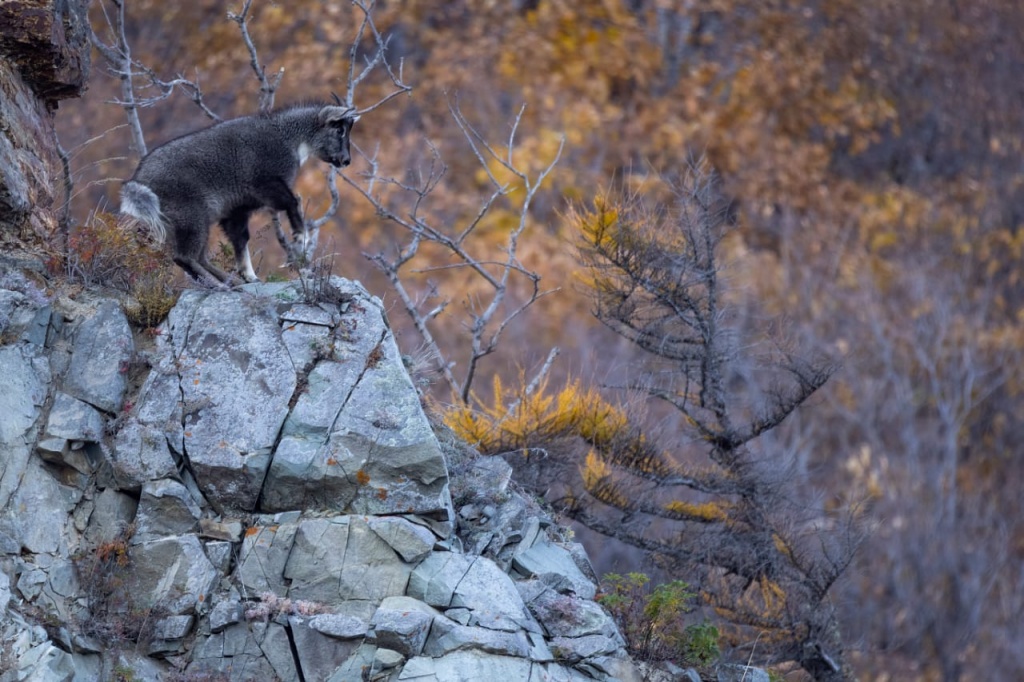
120, 181, 167, 244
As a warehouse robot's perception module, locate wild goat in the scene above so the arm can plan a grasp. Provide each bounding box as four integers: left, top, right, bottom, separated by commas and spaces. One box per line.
120, 100, 359, 286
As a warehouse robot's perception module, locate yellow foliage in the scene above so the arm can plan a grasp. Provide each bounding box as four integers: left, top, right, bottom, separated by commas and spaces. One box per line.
443, 373, 636, 456
664, 500, 729, 523
580, 450, 630, 508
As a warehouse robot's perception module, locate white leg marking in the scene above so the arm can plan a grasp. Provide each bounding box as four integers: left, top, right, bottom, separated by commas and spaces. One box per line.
243, 246, 258, 282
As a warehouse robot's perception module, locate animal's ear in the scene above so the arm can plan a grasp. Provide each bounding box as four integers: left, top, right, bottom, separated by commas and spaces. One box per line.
318, 105, 357, 126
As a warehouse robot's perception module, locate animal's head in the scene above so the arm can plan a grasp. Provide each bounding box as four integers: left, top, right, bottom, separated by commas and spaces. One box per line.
314, 97, 360, 168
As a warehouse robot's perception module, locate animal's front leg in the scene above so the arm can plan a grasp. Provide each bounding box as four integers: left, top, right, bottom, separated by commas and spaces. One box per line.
237, 245, 259, 283
222, 208, 259, 283
257, 179, 309, 265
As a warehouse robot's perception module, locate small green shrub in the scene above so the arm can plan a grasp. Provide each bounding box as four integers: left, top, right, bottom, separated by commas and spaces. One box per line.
683, 620, 721, 666
598, 572, 720, 666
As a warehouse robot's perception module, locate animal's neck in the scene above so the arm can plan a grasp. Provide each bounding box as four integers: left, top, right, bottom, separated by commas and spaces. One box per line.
297, 142, 313, 166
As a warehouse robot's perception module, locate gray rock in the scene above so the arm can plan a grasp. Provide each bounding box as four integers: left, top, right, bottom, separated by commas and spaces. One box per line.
264, 295, 451, 520
0, 345, 49, 448
260, 284, 385, 512
133, 479, 202, 543
281, 354, 371, 440
199, 519, 243, 543
367, 516, 436, 563
280, 516, 352, 604
257, 621, 303, 682
132, 354, 185, 453
457, 455, 513, 502
107, 651, 169, 682
512, 541, 597, 600
259, 431, 357, 513
189, 621, 282, 681
43, 561, 78, 604
7, 460, 69, 554
149, 614, 195, 653
407, 552, 474, 607
110, 420, 179, 491
531, 662, 597, 681
209, 600, 244, 634
309, 612, 370, 640
63, 301, 132, 413
14, 641, 77, 682
675, 665, 703, 682
548, 634, 622, 663
399, 651, 534, 680
17, 568, 47, 601
44, 392, 104, 441
205, 540, 233, 574
526, 587, 622, 640
125, 535, 219, 615
39, 392, 105, 473
422, 616, 532, 659
286, 515, 411, 605
717, 664, 770, 682
0, 569, 10, 611
564, 543, 599, 585
368, 596, 439, 656
582, 655, 645, 682
0, 289, 50, 347
325, 643, 380, 682
375, 647, 405, 669
281, 320, 334, 371
83, 488, 137, 547
177, 291, 297, 512
450, 555, 539, 633
236, 519, 299, 597
281, 302, 340, 327
327, 329, 450, 517
409, 553, 539, 632
290, 615, 361, 682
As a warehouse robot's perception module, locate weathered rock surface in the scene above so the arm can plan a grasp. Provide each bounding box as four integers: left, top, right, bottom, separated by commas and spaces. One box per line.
62, 301, 133, 414
0, 269, 774, 682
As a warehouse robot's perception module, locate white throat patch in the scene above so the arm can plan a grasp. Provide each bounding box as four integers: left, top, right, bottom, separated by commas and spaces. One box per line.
297, 142, 313, 166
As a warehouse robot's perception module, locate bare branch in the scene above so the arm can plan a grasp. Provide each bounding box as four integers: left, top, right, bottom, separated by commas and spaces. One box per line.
90, 0, 147, 156
348, 0, 412, 115
344, 105, 560, 403
228, 0, 282, 112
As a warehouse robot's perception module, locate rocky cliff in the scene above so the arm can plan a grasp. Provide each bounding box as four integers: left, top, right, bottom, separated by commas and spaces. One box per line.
0, 276, 659, 681
0, 4, 773, 680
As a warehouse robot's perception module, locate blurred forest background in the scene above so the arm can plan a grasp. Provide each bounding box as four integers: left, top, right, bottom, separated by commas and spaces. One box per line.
57, 1, 1023, 679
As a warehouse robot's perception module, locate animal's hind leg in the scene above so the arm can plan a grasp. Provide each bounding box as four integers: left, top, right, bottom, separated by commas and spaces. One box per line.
170, 217, 231, 289
221, 208, 258, 283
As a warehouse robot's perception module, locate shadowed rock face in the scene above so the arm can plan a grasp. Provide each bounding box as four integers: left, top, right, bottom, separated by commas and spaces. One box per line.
0, 0, 90, 251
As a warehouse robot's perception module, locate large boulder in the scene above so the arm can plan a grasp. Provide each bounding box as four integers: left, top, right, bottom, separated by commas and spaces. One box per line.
176, 291, 297, 512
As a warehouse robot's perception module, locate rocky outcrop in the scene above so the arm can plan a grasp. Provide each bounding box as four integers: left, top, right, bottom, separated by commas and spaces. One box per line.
0, 276, 663, 681
0, 0, 90, 254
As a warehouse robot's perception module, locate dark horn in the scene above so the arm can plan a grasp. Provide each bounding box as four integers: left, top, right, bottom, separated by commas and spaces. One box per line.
331, 92, 343, 106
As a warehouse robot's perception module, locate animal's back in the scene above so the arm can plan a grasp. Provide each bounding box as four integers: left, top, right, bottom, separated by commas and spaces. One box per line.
134, 115, 298, 227
132, 117, 264, 194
